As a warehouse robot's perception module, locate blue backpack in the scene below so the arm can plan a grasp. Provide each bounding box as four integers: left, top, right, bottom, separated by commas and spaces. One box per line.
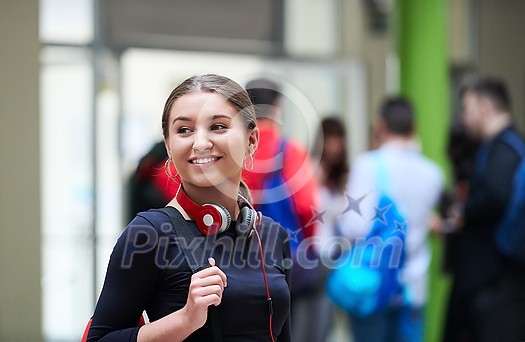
326, 153, 407, 316
257, 140, 303, 249
257, 140, 325, 295
494, 130, 525, 264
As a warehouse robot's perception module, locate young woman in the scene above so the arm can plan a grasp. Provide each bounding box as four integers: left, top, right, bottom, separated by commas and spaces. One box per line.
87, 74, 291, 341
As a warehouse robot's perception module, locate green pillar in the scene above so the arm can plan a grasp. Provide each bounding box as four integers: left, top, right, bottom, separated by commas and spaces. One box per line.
397, 1, 450, 342
398, 0, 450, 167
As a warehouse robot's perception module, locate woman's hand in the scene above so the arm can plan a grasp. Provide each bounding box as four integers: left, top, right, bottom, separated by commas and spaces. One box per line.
180, 258, 227, 330
137, 258, 227, 342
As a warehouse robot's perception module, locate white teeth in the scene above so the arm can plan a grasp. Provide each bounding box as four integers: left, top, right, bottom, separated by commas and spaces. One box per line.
191, 157, 218, 165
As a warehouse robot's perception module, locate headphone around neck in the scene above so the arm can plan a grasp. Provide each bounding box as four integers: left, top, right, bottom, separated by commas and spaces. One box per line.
175, 184, 274, 342
176, 185, 259, 237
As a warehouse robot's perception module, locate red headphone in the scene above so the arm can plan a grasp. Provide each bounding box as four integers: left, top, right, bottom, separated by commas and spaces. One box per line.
176, 185, 259, 237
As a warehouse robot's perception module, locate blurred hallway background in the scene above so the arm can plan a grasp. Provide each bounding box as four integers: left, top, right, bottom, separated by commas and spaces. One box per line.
1, 0, 525, 340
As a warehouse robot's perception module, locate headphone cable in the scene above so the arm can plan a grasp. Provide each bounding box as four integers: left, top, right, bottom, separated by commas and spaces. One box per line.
253, 225, 275, 342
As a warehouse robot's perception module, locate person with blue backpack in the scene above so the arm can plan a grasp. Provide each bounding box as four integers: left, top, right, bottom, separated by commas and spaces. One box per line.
335, 98, 443, 342
443, 77, 525, 342
241, 78, 324, 342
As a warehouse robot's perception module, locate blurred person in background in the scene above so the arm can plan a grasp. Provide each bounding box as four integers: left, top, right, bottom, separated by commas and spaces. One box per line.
312, 117, 349, 259
242, 78, 322, 342
438, 119, 479, 276
339, 98, 443, 342
312, 116, 351, 341
127, 141, 179, 222
443, 77, 525, 342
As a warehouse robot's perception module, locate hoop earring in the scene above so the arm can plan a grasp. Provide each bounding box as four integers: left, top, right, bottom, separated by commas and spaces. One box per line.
244, 153, 254, 172
164, 158, 179, 180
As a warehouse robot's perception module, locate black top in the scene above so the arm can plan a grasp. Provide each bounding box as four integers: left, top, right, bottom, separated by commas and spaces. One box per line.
457, 127, 524, 292
87, 209, 291, 341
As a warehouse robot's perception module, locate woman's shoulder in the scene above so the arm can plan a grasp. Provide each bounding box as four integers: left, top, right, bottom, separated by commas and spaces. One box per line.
125, 209, 170, 229
119, 209, 173, 241
260, 215, 290, 241
134, 208, 171, 225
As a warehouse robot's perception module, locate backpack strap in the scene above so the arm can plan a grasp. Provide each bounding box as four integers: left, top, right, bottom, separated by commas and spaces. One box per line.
371, 151, 409, 231
152, 207, 223, 342
477, 129, 525, 175
268, 139, 286, 177
501, 129, 525, 158
278, 139, 286, 157
373, 152, 389, 195
158, 206, 209, 272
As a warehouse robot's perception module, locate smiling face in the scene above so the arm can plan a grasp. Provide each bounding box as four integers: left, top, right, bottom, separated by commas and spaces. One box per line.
165, 91, 258, 188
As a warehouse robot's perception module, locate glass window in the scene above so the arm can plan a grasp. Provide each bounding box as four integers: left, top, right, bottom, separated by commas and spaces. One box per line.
40, 0, 94, 44
41, 46, 94, 340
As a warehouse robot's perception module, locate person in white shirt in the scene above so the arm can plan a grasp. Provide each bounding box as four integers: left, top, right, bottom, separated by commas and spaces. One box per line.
338, 98, 443, 342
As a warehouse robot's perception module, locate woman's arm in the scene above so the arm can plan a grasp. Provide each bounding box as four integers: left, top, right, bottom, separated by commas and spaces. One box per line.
88, 216, 161, 341
88, 216, 227, 342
